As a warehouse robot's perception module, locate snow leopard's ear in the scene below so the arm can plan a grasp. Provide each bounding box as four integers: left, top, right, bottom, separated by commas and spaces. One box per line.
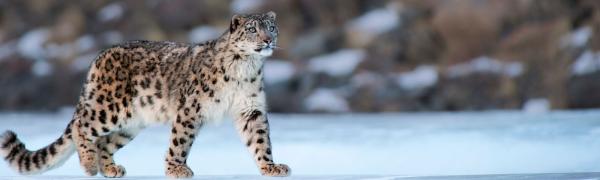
266, 11, 276, 19
230, 14, 245, 34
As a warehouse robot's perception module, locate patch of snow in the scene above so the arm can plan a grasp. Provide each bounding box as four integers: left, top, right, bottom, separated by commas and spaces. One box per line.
504, 62, 524, 78
102, 31, 124, 45
76, 35, 95, 53
263, 59, 295, 84
308, 49, 366, 77
447, 56, 523, 78
562, 26, 592, 48
72, 53, 97, 72
304, 88, 350, 112
347, 3, 401, 36
31, 60, 52, 77
17, 28, 49, 60
0, 41, 17, 61
231, 0, 264, 14
188, 26, 221, 43
523, 98, 551, 114
572, 50, 600, 76
395, 65, 438, 90
98, 2, 124, 22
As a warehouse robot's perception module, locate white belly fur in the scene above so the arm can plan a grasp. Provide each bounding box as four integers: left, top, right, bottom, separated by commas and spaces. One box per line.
128, 88, 237, 128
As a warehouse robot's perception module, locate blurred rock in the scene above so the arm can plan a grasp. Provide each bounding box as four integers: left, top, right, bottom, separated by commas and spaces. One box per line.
345, 2, 402, 48
432, 0, 500, 65
568, 72, 600, 108
51, 5, 85, 43
435, 74, 520, 110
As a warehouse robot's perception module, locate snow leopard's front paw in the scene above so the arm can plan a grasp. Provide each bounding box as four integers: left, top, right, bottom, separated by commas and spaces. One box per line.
101, 163, 126, 178
260, 163, 291, 177
166, 164, 194, 178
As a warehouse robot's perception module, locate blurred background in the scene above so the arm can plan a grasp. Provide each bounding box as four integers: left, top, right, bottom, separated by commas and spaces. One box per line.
1, 0, 600, 113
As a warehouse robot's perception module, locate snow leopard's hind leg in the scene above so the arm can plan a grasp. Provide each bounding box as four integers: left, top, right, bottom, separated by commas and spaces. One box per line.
72, 101, 127, 176
97, 129, 140, 178
72, 113, 100, 176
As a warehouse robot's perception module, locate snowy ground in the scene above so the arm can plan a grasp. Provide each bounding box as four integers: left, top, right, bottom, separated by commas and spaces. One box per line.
1, 110, 600, 179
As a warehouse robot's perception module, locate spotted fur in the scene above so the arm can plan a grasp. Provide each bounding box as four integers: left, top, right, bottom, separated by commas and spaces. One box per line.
0, 11, 289, 178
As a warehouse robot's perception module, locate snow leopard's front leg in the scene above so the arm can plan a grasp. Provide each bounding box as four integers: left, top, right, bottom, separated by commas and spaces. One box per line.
234, 108, 290, 177
165, 109, 203, 178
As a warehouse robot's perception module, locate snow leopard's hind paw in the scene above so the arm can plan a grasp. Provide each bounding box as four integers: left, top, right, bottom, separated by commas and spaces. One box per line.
101, 163, 126, 178
261, 163, 291, 177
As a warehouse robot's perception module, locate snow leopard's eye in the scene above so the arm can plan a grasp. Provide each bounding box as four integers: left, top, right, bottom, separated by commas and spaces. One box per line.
248, 27, 257, 33
269, 26, 275, 32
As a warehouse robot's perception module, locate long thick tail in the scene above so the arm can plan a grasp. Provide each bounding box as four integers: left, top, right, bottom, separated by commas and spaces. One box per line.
0, 122, 75, 175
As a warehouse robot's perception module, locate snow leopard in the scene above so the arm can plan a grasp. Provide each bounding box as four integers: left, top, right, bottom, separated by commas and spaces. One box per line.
0, 11, 290, 178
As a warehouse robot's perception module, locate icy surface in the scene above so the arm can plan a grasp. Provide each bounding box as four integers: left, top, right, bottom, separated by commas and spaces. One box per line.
395, 65, 438, 90
1, 110, 600, 179
308, 49, 365, 77
3, 173, 600, 180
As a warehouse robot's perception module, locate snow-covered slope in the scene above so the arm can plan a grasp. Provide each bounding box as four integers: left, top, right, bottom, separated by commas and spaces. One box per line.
1, 110, 600, 178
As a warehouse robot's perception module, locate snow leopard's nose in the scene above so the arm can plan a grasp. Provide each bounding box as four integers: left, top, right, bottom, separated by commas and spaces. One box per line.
263, 37, 272, 45
262, 34, 273, 45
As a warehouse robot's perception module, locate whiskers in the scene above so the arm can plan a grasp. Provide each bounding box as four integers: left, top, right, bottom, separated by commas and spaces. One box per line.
256, 45, 283, 51
270, 45, 284, 50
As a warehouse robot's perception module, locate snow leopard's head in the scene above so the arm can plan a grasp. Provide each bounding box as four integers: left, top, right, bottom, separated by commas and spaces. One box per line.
228, 11, 278, 57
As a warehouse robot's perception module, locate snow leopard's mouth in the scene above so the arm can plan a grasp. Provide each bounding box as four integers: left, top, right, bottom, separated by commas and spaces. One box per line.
255, 46, 274, 56
254, 45, 273, 52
